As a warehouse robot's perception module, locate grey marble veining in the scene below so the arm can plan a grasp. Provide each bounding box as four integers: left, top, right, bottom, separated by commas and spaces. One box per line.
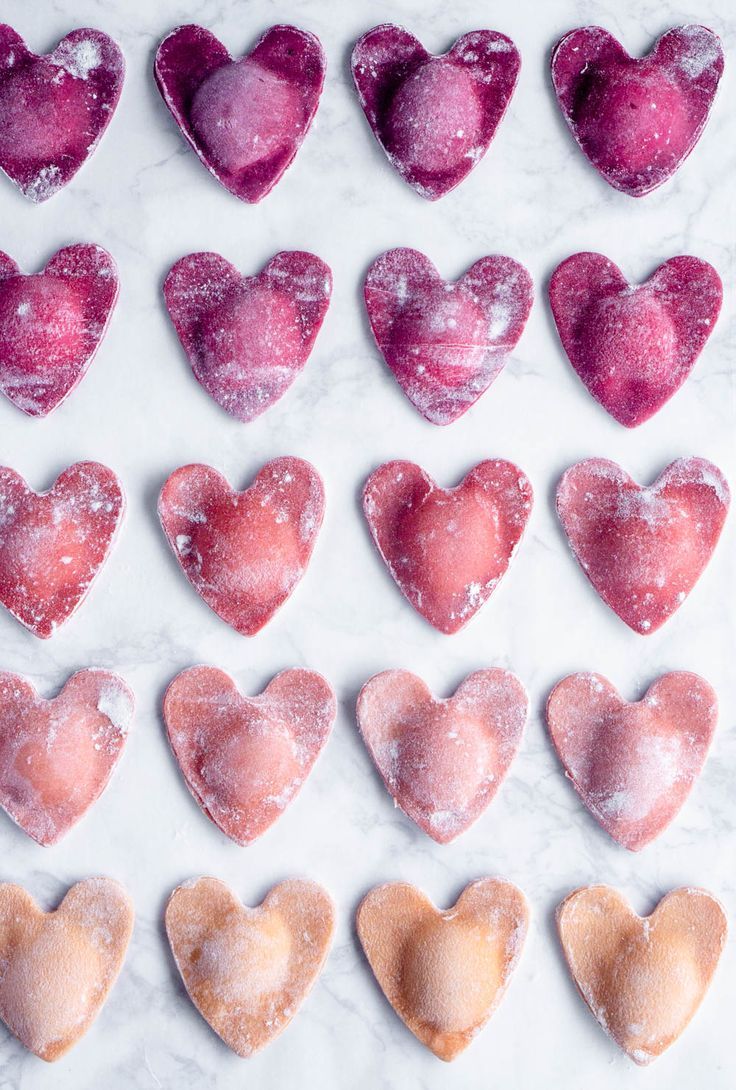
0, 0, 733, 1087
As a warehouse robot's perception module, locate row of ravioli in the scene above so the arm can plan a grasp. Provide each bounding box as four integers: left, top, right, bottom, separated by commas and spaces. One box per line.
0, 22, 725, 203
0, 663, 718, 852
0, 453, 728, 640
0, 873, 725, 1067
0, 241, 723, 429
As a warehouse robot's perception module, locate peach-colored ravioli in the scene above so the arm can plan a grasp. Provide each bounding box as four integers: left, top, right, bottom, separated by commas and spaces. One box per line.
165, 877, 334, 1056
357, 669, 527, 842
0, 878, 134, 1061
558, 885, 726, 1064
357, 878, 528, 1060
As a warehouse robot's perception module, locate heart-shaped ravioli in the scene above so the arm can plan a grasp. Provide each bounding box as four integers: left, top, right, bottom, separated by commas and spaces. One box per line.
164, 251, 331, 422
0, 669, 134, 845
357, 879, 528, 1060
363, 460, 532, 634
549, 253, 721, 427
551, 25, 723, 196
556, 457, 729, 634
159, 458, 324, 636
364, 248, 532, 425
357, 670, 527, 842
163, 667, 335, 844
0, 878, 133, 1060
546, 672, 716, 850
155, 24, 325, 202
352, 25, 520, 200
165, 877, 334, 1056
0, 25, 124, 202
0, 462, 125, 638
0, 245, 119, 417
557, 885, 726, 1064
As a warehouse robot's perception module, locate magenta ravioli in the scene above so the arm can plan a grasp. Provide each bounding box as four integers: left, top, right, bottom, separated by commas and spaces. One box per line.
557, 458, 729, 634
364, 248, 532, 425
549, 253, 721, 427
551, 25, 723, 196
0, 25, 124, 202
164, 251, 331, 422
352, 25, 520, 199
0, 245, 118, 418
154, 24, 325, 202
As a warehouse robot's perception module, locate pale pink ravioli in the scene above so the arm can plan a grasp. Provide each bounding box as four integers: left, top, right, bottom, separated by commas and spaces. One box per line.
551, 25, 723, 196
0, 25, 124, 202
546, 672, 717, 850
164, 251, 331, 422
357, 669, 527, 842
352, 25, 520, 199
0, 462, 125, 638
363, 460, 532, 634
163, 666, 335, 844
158, 457, 324, 636
0, 670, 133, 845
0, 245, 119, 417
364, 248, 532, 425
549, 253, 721, 426
154, 24, 325, 202
556, 457, 728, 634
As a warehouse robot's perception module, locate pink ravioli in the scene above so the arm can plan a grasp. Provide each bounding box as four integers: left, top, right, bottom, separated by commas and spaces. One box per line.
163, 667, 335, 844
551, 25, 723, 197
0, 26, 124, 203
364, 249, 532, 425
0, 462, 125, 639
164, 251, 331, 422
0, 245, 119, 418
357, 669, 527, 843
0, 670, 133, 845
363, 460, 532, 634
557, 458, 729, 634
352, 25, 520, 200
549, 253, 721, 427
159, 458, 324, 636
154, 24, 325, 202
546, 672, 717, 851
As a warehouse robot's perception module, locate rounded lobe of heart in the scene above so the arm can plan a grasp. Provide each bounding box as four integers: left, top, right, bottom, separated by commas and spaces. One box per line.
556, 457, 729, 634
163, 666, 335, 844
551, 26, 724, 196
546, 672, 716, 850
165, 877, 334, 1057
0, 244, 119, 417
557, 885, 727, 1064
158, 458, 324, 636
0, 462, 125, 639
154, 25, 325, 203
356, 878, 528, 1060
549, 253, 721, 427
363, 460, 532, 633
0, 878, 134, 1061
357, 669, 527, 842
0, 670, 133, 845
163, 251, 331, 422
352, 26, 520, 200
0, 26, 124, 202
364, 249, 533, 425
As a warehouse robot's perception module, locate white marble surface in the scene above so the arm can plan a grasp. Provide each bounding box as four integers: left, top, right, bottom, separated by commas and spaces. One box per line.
0, 0, 734, 1086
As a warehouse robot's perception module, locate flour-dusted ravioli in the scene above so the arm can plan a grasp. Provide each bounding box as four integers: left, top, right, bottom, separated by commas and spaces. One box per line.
164, 251, 331, 422
551, 25, 723, 196
0, 25, 124, 202
352, 25, 520, 199
155, 24, 325, 202
364, 248, 532, 424
165, 877, 334, 1056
